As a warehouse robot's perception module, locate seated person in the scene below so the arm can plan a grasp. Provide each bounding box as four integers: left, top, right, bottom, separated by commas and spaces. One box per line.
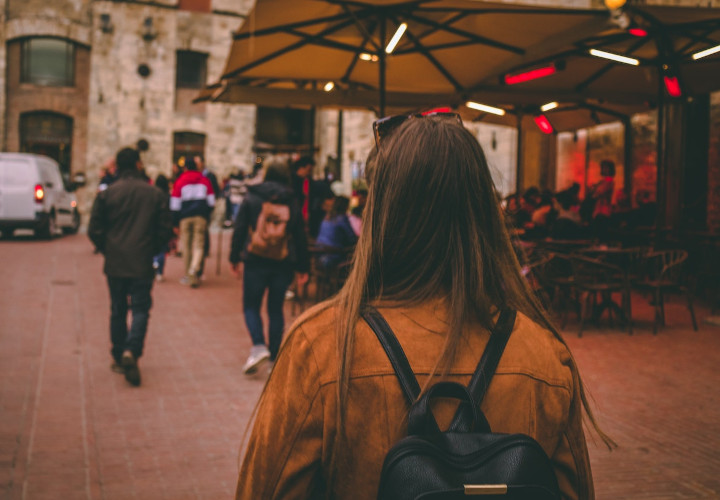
315, 196, 357, 270
550, 188, 585, 240
348, 188, 367, 237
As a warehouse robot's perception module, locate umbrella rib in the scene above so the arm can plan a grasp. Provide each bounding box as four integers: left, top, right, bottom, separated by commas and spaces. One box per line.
394, 39, 483, 55
341, 25, 378, 84
674, 26, 720, 56
412, 11, 468, 43
284, 27, 373, 54
578, 102, 629, 120
417, 6, 604, 16
341, 4, 382, 52
233, 12, 352, 40
575, 37, 651, 92
399, 20, 464, 92
405, 12, 524, 54
224, 17, 360, 79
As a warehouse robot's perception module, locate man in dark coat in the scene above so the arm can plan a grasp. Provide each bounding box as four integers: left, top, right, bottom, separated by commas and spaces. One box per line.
88, 147, 173, 386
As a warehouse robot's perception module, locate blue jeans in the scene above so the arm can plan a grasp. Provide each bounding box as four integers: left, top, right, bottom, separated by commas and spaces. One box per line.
242, 261, 294, 361
153, 252, 166, 275
107, 277, 154, 363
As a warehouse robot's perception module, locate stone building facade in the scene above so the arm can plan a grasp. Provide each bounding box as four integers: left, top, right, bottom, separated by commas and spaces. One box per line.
0, 0, 256, 216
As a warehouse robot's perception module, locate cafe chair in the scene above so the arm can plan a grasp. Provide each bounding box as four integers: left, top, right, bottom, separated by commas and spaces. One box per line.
523, 253, 554, 308
533, 253, 579, 329
570, 255, 632, 337
310, 245, 354, 302
634, 249, 698, 335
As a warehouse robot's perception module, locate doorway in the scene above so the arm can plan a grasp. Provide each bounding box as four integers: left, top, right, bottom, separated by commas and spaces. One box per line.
20, 112, 73, 175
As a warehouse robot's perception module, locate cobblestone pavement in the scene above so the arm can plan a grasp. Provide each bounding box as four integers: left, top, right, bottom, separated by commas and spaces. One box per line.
1, 232, 718, 499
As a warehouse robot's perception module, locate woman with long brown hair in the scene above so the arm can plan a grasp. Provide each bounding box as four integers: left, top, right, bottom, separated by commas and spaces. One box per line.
236, 115, 610, 499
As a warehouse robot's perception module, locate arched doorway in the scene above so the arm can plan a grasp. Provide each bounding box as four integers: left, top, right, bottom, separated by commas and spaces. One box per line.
20, 112, 73, 175
173, 131, 206, 165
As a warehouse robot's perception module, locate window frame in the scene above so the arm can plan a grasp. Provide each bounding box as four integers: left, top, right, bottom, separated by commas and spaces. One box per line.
175, 50, 209, 90
20, 37, 76, 87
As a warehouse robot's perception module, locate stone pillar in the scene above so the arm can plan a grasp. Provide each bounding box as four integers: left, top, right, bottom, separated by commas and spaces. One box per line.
708, 92, 720, 231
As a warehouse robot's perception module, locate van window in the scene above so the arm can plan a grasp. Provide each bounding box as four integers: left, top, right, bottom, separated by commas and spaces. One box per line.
1, 160, 34, 186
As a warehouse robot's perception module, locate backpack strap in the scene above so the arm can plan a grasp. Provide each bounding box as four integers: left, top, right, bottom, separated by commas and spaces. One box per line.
361, 306, 420, 406
362, 306, 516, 434
448, 309, 516, 432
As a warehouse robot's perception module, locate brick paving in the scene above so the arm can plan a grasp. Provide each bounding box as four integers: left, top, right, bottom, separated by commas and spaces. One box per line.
1, 231, 719, 499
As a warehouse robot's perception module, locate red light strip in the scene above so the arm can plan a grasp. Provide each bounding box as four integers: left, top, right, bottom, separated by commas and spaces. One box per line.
663, 75, 682, 97
504, 65, 556, 85
421, 107, 452, 115
533, 115, 554, 134
628, 28, 648, 37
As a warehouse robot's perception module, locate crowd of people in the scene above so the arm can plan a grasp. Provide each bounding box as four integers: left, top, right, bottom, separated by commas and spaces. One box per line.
503, 160, 657, 242
89, 149, 368, 382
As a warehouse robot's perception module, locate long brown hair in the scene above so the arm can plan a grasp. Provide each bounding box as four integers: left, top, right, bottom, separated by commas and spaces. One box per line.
328, 116, 613, 487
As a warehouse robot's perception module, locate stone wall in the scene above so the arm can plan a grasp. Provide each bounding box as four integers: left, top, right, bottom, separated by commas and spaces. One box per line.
1, 0, 254, 217
0, 0, 7, 150
83, 0, 254, 218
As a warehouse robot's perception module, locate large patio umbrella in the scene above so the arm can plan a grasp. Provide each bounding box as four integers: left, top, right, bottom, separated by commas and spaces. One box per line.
206, 0, 615, 116
481, 4, 720, 100
486, 4, 720, 231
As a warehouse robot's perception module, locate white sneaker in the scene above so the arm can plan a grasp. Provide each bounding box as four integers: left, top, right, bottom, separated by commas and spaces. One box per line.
243, 345, 270, 374
285, 289, 295, 300
155, 274, 164, 283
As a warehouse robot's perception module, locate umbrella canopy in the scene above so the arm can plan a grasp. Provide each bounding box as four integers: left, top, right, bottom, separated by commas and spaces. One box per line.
207, 0, 615, 115
491, 4, 720, 101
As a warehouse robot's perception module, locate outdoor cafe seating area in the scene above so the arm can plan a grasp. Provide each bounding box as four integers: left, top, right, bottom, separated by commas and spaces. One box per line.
288, 224, 720, 337
520, 228, 719, 336
205, 0, 720, 336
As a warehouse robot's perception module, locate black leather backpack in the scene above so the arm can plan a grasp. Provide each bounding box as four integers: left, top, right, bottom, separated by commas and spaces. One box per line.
362, 307, 561, 500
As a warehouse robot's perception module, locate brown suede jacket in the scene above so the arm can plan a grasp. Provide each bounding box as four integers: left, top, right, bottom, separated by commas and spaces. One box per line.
237, 301, 594, 499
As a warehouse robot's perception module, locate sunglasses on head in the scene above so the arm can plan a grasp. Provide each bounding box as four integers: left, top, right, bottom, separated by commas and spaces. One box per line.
372, 111, 463, 149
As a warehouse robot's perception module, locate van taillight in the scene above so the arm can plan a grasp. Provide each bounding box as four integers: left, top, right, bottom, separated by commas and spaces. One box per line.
34, 184, 45, 202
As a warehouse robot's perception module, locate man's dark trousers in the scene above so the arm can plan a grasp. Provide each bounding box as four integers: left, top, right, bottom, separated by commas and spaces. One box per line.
107, 276, 153, 364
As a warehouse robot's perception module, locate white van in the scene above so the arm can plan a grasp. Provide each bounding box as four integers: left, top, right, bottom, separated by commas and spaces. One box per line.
0, 153, 82, 239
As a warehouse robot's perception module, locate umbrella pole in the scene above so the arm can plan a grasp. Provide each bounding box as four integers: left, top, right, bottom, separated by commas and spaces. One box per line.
655, 72, 666, 248
515, 112, 523, 195
216, 226, 222, 276
623, 117, 632, 201
379, 17, 386, 117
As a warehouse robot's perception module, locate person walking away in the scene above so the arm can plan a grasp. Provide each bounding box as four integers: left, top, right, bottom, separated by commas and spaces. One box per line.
229, 163, 309, 375
224, 169, 247, 226
196, 155, 219, 280
290, 156, 334, 238
152, 174, 171, 281
88, 147, 172, 386
98, 158, 117, 192
170, 157, 215, 287
236, 115, 613, 499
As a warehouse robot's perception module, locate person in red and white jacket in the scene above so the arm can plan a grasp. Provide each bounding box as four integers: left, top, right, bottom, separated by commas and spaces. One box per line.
170, 157, 215, 287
